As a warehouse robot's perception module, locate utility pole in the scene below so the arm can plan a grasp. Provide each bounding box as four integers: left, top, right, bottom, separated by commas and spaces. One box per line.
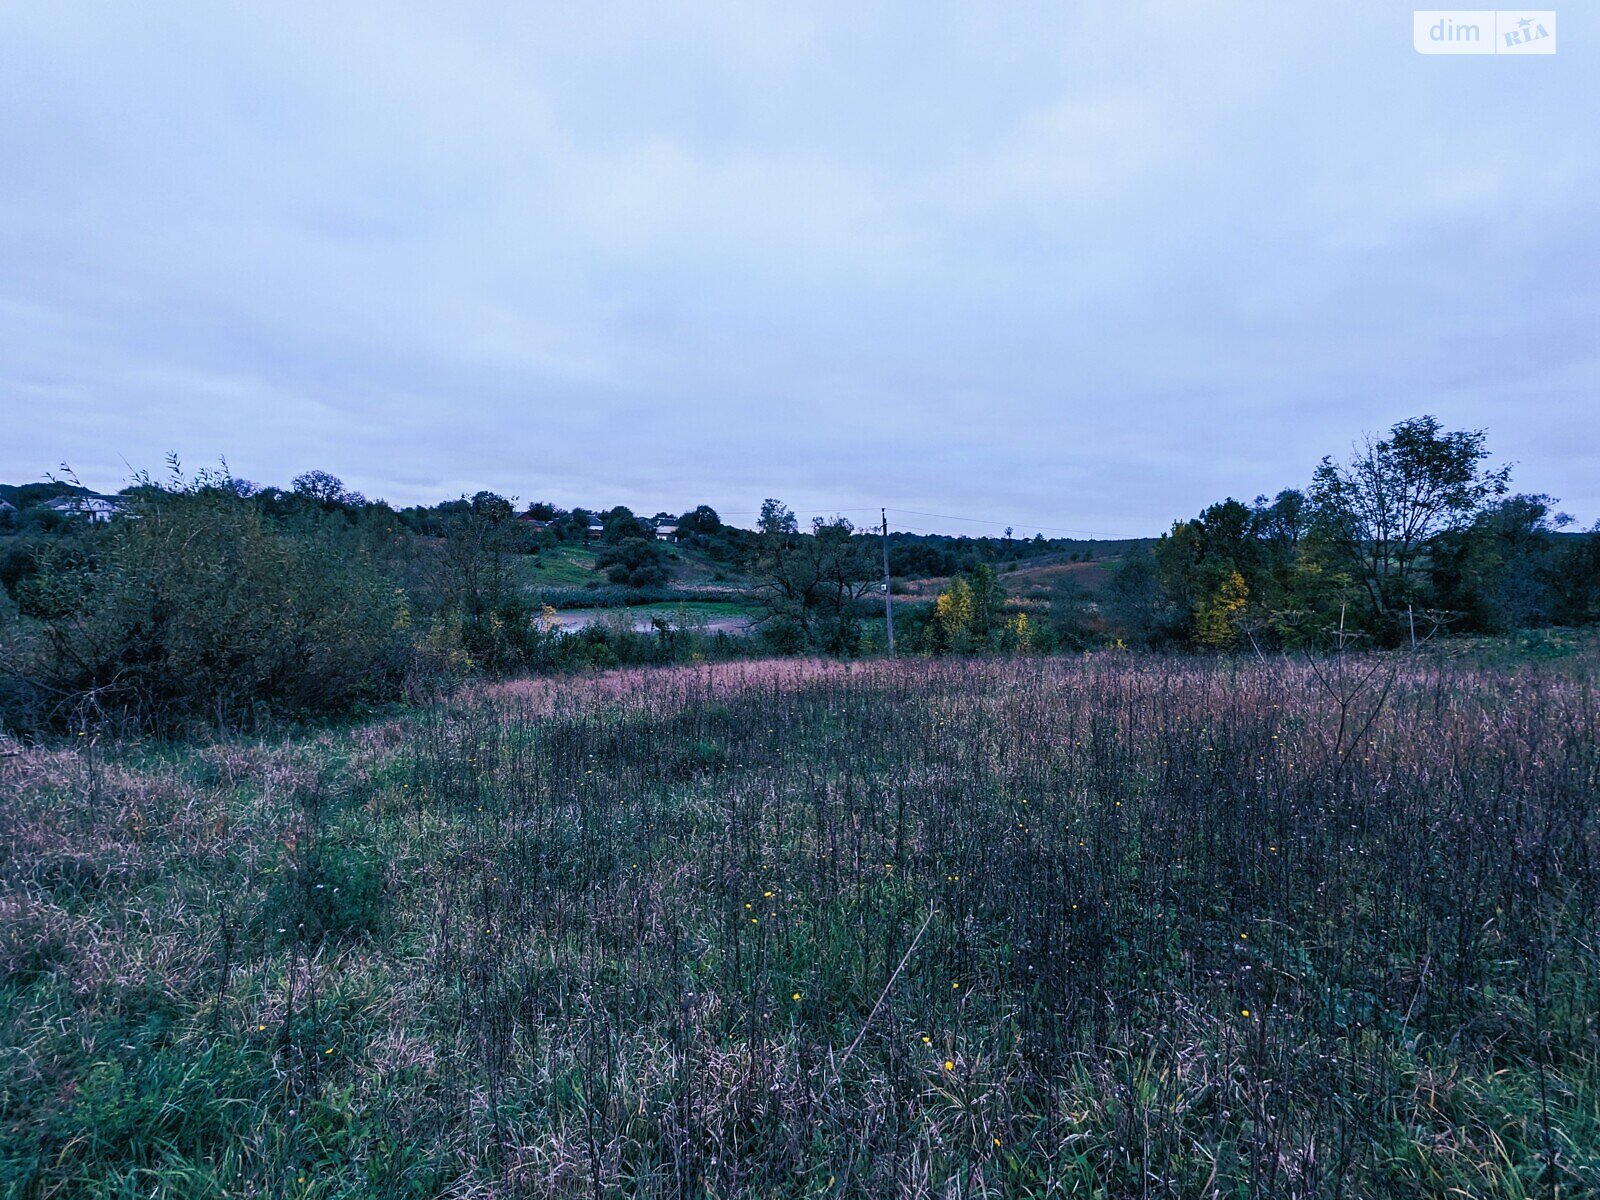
881, 507, 896, 656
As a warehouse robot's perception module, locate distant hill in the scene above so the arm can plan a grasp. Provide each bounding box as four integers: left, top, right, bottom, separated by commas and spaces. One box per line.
0, 481, 91, 508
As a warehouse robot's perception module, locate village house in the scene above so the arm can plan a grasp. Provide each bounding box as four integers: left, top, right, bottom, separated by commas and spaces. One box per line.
45, 495, 127, 522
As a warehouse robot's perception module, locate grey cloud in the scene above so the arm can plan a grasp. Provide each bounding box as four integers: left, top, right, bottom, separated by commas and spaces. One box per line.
2, 2, 1596, 529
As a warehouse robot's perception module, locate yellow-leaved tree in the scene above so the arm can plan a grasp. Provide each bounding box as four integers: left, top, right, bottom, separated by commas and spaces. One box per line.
931, 576, 974, 651
1195, 570, 1249, 649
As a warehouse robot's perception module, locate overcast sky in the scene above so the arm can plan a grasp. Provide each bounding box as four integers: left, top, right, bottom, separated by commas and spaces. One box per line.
2, 2, 1595, 535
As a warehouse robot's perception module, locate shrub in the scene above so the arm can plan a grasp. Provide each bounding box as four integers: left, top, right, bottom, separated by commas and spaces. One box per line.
596, 537, 669, 588
9, 485, 409, 732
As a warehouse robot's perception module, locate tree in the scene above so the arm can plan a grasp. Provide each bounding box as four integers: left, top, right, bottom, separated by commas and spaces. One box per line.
750, 510, 875, 654
8, 479, 404, 730
1008, 611, 1035, 651
1195, 570, 1250, 648
967, 564, 1006, 643
758, 498, 799, 537
1309, 416, 1511, 631
1254, 489, 1309, 556
1048, 575, 1095, 649
931, 576, 974, 652
292, 470, 365, 509
562, 509, 594, 541
471, 491, 515, 524
1152, 499, 1264, 645
678, 505, 723, 536
597, 538, 668, 588
925, 564, 1010, 653
1548, 524, 1600, 626
1251, 490, 1311, 608
1429, 494, 1570, 632
424, 492, 542, 671
1103, 551, 1177, 646
601, 506, 651, 543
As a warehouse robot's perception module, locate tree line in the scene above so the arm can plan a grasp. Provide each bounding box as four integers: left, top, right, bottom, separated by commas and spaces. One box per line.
1108, 416, 1599, 650
1, 416, 1595, 731
744, 417, 1598, 657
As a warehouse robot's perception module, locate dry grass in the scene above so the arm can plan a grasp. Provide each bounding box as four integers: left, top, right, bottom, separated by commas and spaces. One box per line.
2, 649, 1597, 1197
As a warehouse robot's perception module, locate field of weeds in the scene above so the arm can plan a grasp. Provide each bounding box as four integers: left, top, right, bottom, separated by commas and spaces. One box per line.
2, 652, 1598, 1198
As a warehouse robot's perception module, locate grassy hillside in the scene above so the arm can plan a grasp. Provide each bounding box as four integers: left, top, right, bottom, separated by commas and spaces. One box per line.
520, 542, 747, 600
521, 543, 602, 587
895, 554, 1121, 601
4, 651, 1597, 1197
548, 600, 758, 634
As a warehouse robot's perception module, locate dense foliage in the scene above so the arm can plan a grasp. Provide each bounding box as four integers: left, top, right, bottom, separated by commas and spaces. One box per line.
1127, 417, 1598, 650
747, 504, 881, 655
0, 473, 751, 732
1, 477, 408, 732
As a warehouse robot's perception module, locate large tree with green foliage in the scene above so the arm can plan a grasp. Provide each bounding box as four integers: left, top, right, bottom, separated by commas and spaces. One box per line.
601, 506, 652, 543
750, 508, 875, 654
677, 504, 723, 536
1427, 494, 1572, 633
1309, 416, 1510, 633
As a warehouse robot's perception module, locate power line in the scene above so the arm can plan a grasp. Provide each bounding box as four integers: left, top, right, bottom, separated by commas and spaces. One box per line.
886, 507, 1141, 540
716, 507, 879, 517
710, 503, 1145, 539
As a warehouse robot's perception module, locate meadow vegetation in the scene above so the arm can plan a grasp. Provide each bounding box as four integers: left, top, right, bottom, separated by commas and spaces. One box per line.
4, 648, 1597, 1198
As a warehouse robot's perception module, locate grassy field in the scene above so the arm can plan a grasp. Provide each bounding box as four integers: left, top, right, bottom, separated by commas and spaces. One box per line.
549, 601, 759, 633
522, 544, 604, 587
521, 544, 745, 595
895, 557, 1117, 601
3, 651, 1598, 1197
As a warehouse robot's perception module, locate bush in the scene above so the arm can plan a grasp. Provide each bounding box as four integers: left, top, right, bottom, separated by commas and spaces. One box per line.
596, 537, 669, 588
758, 614, 807, 654
457, 599, 557, 675
8, 485, 409, 732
